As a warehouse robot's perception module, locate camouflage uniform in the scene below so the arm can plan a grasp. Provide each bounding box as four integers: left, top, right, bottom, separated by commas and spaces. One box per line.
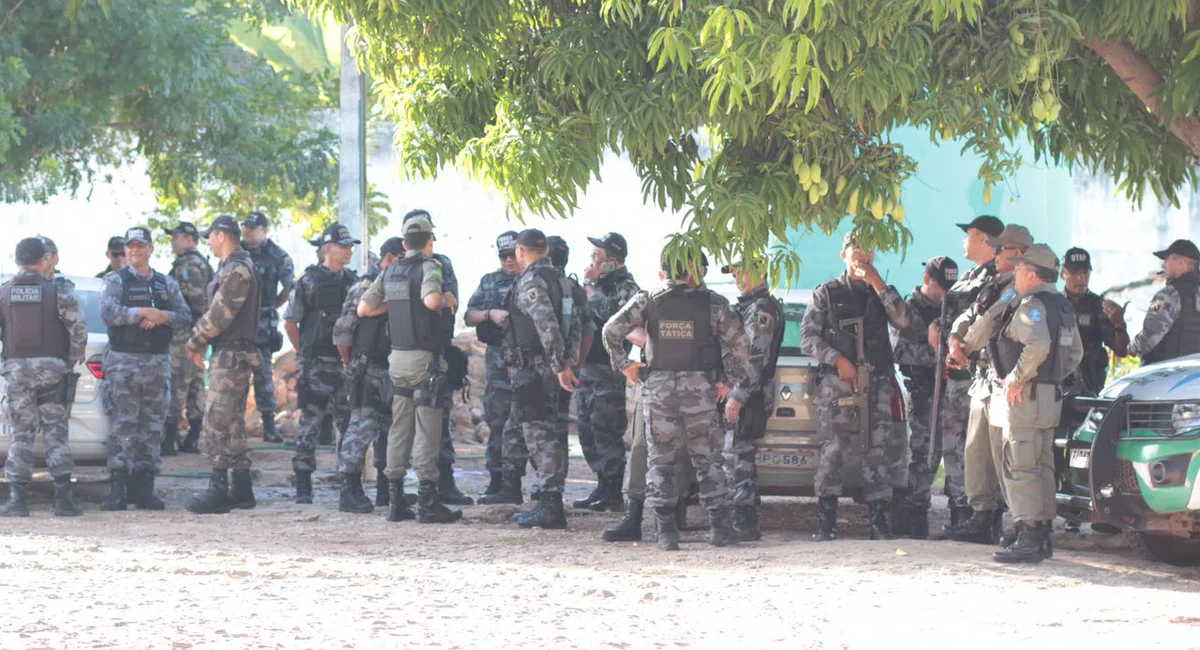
431, 252, 460, 472
467, 269, 520, 475
168, 250, 214, 430
99, 268, 190, 473
1129, 270, 1200, 363
333, 270, 390, 478
0, 272, 88, 483
245, 239, 294, 420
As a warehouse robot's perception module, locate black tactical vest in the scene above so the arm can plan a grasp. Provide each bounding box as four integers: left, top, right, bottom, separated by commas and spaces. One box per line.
1068, 291, 1108, 393
898, 292, 940, 385
0, 273, 68, 361
109, 267, 174, 354
170, 249, 214, 319
585, 270, 634, 366
736, 289, 785, 387
386, 256, 445, 352
990, 291, 1076, 385
821, 278, 895, 367
506, 264, 565, 358
210, 252, 262, 349
248, 240, 286, 310
348, 274, 390, 361
299, 266, 355, 358
1144, 272, 1200, 364
646, 285, 720, 372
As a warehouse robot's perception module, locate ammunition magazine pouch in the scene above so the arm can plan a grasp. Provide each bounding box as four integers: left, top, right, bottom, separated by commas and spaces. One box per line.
735, 390, 767, 440
512, 368, 552, 423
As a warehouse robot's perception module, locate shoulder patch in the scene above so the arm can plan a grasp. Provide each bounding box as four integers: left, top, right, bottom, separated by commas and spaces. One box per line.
526, 287, 539, 303
1001, 288, 1017, 303
1029, 307, 1043, 323
1150, 299, 1165, 313
757, 311, 773, 328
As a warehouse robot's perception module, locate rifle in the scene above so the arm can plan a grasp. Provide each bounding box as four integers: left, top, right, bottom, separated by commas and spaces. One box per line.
928, 295, 950, 468
834, 317, 871, 451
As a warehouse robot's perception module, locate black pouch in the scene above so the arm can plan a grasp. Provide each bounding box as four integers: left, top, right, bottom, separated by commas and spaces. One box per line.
476, 322, 503, 347
269, 328, 284, 353
735, 391, 767, 440
512, 368, 550, 423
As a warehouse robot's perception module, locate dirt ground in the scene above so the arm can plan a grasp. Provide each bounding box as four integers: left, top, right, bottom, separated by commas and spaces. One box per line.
2, 442, 1200, 650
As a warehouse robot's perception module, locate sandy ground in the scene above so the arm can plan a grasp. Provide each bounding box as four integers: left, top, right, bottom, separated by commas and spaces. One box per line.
2, 444, 1199, 650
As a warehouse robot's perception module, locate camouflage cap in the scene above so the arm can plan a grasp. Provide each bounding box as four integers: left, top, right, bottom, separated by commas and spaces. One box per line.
1010, 243, 1059, 273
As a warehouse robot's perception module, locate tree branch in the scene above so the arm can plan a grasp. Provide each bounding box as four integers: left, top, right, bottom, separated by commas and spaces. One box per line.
1083, 38, 1200, 156
0, 0, 27, 34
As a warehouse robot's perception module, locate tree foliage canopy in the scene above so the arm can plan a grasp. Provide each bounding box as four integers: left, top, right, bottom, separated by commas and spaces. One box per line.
297, 0, 1200, 275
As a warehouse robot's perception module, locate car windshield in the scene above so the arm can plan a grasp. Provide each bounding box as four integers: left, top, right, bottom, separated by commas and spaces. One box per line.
780, 302, 806, 355
74, 289, 105, 334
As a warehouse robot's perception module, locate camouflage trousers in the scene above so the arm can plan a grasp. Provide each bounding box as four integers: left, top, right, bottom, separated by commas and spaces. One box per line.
512, 363, 566, 492
102, 350, 171, 474
574, 363, 628, 481
643, 370, 729, 510
723, 434, 759, 507
483, 367, 512, 473
205, 348, 261, 470
1, 358, 73, 483
624, 383, 691, 500
337, 361, 392, 476
906, 377, 970, 510
812, 372, 898, 502
168, 334, 204, 426
251, 342, 277, 414
385, 350, 443, 483
293, 356, 349, 473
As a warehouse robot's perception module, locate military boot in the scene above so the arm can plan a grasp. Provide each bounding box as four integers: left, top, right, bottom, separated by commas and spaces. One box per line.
589, 476, 624, 512
417, 480, 463, 524
993, 521, 1046, 564
944, 509, 996, 544
375, 475, 390, 507
294, 470, 313, 504
950, 504, 973, 528
572, 481, 603, 509
482, 471, 503, 497
161, 420, 179, 457
102, 470, 129, 511
908, 505, 930, 540
179, 418, 202, 453
732, 505, 762, 542
812, 496, 838, 541
603, 497, 644, 542
186, 469, 232, 515
478, 472, 523, 505
708, 507, 739, 547
131, 472, 166, 511
230, 469, 256, 510
868, 500, 895, 541
53, 475, 84, 517
515, 490, 567, 529
436, 463, 474, 506
0, 482, 30, 517
387, 478, 415, 522
654, 506, 680, 551
339, 473, 374, 514
261, 412, 282, 443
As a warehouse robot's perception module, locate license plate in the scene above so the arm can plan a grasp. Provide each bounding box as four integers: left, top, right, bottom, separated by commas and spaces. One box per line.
756, 451, 816, 469
1069, 448, 1091, 469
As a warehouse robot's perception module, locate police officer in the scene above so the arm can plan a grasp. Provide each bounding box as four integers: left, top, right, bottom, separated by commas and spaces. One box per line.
163, 222, 215, 456
0, 238, 88, 517
357, 215, 461, 524
572, 232, 639, 512
185, 215, 263, 515
894, 257, 959, 539
956, 244, 1082, 563
1129, 239, 1200, 364
95, 236, 126, 278
241, 212, 295, 443
603, 248, 755, 550
944, 224, 1032, 543
1060, 247, 1128, 394
467, 231, 522, 502
334, 237, 405, 514
721, 257, 784, 542
800, 233, 915, 541
285, 222, 358, 504
38, 237, 74, 296
548, 236, 594, 467
99, 227, 190, 511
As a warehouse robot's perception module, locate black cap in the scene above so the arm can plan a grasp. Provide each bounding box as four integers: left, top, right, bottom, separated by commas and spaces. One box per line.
1153, 239, 1200, 262
242, 211, 270, 228
106, 236, 126, 251
16, 238, 47, 266
956, 215, 1004, 238
496, 230, 519, 252
516, 229, 547, 249
166, 221, 202, 239
38, 236, 57, 255
201, 215, 241, 239
379, 237, 405, 257
1063, 247, 1092, 271
124, 226, 152, 245
547, 236, 569, 268
923, 256, 959, 291
587, 232, 628, 260
317, 222, 361, 247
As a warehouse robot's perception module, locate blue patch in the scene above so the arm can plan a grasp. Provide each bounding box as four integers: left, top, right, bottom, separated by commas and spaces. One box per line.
1029, 307, 1042, 323
1168, 372, 1200, 393
1001, 288, 1017, 302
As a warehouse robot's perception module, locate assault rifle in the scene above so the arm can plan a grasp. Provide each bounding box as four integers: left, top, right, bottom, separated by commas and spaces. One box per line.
835, 317, 871, 450
928, 296, 950, 468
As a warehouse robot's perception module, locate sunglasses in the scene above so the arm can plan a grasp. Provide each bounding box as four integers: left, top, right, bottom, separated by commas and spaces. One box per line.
499, 252, 516, 260
108, 251, 125, 258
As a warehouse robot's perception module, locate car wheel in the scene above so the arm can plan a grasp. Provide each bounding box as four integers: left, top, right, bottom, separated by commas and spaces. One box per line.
1124, 531, 1200, 567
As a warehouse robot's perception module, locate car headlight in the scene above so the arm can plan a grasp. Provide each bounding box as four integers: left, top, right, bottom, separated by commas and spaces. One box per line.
1170, 402, 1200, 433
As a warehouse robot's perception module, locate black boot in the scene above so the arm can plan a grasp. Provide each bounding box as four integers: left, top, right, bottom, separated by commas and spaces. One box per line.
654, 506, 680, 551
1040, 520, 1054, 559
588, 476, 624, 512
950, 504, 973, 528
437, 464, 474, 506
478, 473, 523, 505
603, 498, 644, 542
908, 506, 930, 540
387, 478, 415, 522
483, 471, 503, 497
515, 490, 567, 529
53, 475, 83, 517
1, 482, 30, 517
339, 473, 374, 514
261, 412, 282, 443
812, 496, 838, 541
868, 500, 894, 541
993, 521, 1046, 564
230, 469, 256, 510
732, 505, 761, 542
375, 475, 390, 507
161, 421, 179, 457
708, 507, 739, 547
294, 470, 313, 504
131, 472, 165, 511
572, 481, 603, 509
102, 470, 129, 511
944, 509, 996, 544
417, 480, 463, 524
179, 419, 201, 453
186, 469, 232, 515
